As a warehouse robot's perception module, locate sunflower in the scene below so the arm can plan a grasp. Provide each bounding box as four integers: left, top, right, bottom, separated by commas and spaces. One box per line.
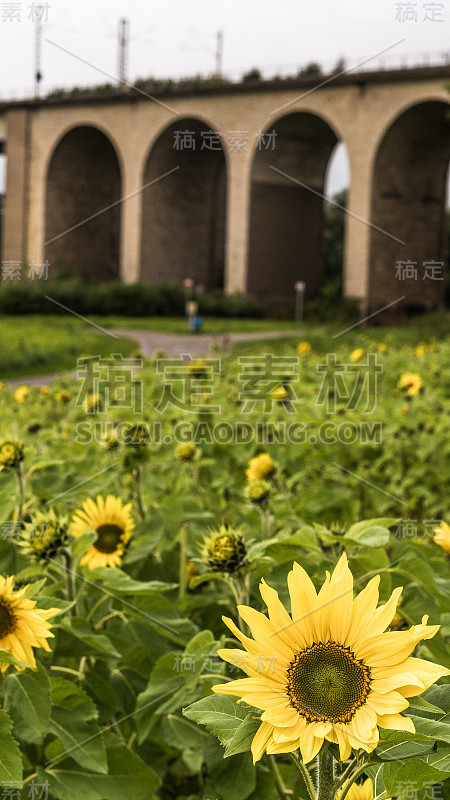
245, 480, 271, 505
19, 509, 69, 562
350, 348, 364, 362
54, 390, 71, 405
398, 373, 422, 396
14, 386, 29, 403
271, 386, 289, 404
70, 495, 134, 569
175, 442, 197, 462
0, 575, 60, 675
201, 526, 247, 574
84, 394, 104, 413
433, 521, 450, 555
212, 552, 448, 765
246, 453, 276, 483
0, 440, 24, 472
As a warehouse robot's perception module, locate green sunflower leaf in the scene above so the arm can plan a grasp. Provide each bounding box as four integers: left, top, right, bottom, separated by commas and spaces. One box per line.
3, 661, 51, 744
183, 694, 253, 749
0, 709, 22, 784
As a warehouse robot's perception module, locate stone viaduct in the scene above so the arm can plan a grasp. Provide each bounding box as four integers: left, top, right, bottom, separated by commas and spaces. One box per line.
1, 65, 449, 315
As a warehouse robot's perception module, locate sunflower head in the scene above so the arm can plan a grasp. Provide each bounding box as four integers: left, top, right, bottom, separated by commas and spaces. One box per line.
0, 440, 24, 472
0, 575, 60, 675
84, 393, 104, 413
14, 386, 30, 403
246, 453, 276, 483
213, 552, 449, 765
297, 341, 311, 356
398, 372, 422, 396
271, 386, 289, 404
99, 430, 120, 451
350, 348, 364, 362
327, 520, 347, 536
245, 480, 270, 505
70, 494, 135, 569
175, 442, 197, 462
189, 359, 209, 378
202, 526, 247, 574
124, 423, 150, 449
433, 521, 450, 555
54, 390, 71, 405
20, 510, 69, 562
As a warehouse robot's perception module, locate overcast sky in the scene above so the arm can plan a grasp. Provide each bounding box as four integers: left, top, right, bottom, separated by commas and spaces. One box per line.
0, 0, 449, 193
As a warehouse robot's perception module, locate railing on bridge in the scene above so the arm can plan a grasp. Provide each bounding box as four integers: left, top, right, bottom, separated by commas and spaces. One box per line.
0, 49, 449, 105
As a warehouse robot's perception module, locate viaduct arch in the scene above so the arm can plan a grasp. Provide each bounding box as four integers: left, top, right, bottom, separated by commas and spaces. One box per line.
45, 125, 122, 280
140, 117, 227, 290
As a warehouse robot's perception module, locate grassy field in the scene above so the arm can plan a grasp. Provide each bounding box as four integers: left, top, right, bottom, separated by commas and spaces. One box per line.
0, 316, 138, 378
1, 311, 449, 378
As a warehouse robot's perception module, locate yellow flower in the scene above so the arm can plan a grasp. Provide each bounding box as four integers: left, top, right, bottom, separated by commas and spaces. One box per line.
0, 575, 60, 675
40, 386, 51, 396
433, 521, 450, 555
84, 393, 104, 413
350, 348, 364, 362
14, 386, 29, 403
70, 495, 135, 569
212, 552, 448, 765
377, 343, 387, 353
337, 777, 389, 800
415, 343, 426, 357
54, 390, 71, 405
297, 342, 311, 356
398, 373, 422, 396
246, 453, 276, 483
271, 386, 288, 403
175, 442, 197, 462
0, 441, 24, 471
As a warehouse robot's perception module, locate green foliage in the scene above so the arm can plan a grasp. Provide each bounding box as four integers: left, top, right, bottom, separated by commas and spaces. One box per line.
0, 322, 449, 797
0, 278, 267, 318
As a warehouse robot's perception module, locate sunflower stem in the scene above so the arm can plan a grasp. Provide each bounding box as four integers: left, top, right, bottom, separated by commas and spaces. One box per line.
266, 755, 292, 799
335, 759, 377, 800
15, 462, 26, 524
60, 548, 76, 615
132, 466, 146, 520
290, 753, 317, 800
332, 758, 358, 794
179, 523, 188, 601
316, 745, 334, 800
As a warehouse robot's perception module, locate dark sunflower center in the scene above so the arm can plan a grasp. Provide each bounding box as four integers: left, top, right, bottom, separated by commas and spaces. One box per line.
0, 602, 15, 638
95, 524, 124, 554
286, 641, 371, 724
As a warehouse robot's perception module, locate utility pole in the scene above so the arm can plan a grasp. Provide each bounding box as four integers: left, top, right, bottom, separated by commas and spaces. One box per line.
34, 9, 43, 98
216, 30, 223, 77
118, 18, 129, 87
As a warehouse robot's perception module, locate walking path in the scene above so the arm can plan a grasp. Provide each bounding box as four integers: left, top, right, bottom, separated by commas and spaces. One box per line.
7, 328, 297, 386
112, 328, 296, 357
